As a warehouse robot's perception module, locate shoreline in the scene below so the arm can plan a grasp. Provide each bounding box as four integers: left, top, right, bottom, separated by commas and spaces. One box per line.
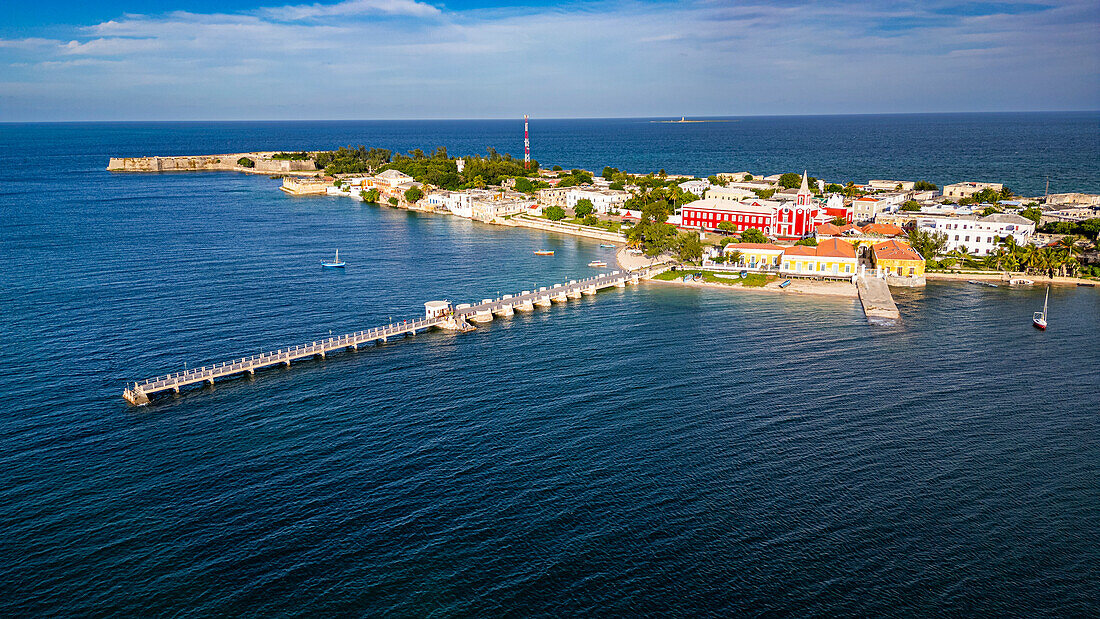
925, 271, 1097, 287
647, 274, 859, 298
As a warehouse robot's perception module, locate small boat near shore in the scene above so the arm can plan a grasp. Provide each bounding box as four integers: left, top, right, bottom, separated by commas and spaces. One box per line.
779, 279, 791, 288
1078, 282, 1096, 287
587, 260, 608, 268
984, 282, 999, 288
1009, 278, 1033, 285
599, 244, 616, 248
1033, 286, 1049, 330
321, 249, 345, 268
534, 250, 554, 256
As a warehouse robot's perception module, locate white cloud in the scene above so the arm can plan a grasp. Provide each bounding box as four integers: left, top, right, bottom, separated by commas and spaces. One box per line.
0, 0, 1096, 120
260, 0, 441, 20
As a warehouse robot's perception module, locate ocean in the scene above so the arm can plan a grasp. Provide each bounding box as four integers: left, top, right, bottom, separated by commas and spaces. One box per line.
0, 115, 1098, 615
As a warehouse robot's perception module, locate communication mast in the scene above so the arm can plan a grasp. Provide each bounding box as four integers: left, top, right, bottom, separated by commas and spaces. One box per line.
524, 114, 530, 169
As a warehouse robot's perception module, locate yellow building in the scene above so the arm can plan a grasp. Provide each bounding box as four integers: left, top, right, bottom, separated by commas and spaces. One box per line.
780, 239, 859, 276
872, 240, 925, 277
723, 242, 785, 269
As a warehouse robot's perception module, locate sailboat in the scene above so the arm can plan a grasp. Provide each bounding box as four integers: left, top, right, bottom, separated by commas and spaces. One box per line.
321, 249, 346, 268
1032, 286, 1048, 330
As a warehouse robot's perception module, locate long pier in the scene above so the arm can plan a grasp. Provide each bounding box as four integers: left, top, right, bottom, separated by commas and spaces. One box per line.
123, 269, 650, 405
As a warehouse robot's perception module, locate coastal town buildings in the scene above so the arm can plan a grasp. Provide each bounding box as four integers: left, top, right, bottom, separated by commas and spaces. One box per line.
706, 186, 758, 201
942, 181, 1004, 199
915, 213, 1035, 255
565, 188, 629, 214
872, 240, 925, 278
722, 242, 785, 270
682, 172, 824, 238
678, 179, 713, 197
868, 180, 916, 191
780, 238, 858, 276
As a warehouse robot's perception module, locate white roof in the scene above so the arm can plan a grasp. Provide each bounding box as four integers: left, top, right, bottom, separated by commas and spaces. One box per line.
377, 169, 413, 180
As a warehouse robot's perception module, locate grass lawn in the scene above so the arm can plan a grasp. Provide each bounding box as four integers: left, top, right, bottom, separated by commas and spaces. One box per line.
655, 270, 775, 287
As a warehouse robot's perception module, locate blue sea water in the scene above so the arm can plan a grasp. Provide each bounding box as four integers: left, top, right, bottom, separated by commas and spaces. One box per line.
1, 116, 1098, 615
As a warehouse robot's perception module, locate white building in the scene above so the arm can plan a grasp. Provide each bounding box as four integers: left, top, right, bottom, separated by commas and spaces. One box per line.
915, 213, 1034, 256
705, 185, 757, 201
943, 181, 1004, 199
678, 179, 712, 197
868, 180, 916, 191
374, 169, 415, 189
566, 188, 629, 214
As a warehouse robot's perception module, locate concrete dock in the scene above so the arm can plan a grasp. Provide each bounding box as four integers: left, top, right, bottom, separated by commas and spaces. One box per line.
856, 275, 901, 321
123, 269, 650, 406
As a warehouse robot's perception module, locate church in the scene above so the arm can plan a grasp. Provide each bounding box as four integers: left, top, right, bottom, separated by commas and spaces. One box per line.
680, 171, 825, 239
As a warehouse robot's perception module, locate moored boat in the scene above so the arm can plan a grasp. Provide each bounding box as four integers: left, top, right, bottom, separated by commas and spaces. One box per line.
599, 243, 615, 248
587, 261, 607, 268
1033, 286, 1049, 330
534, 250, 554, 256
779, 279, 791, 288
1009, 278, 1033, 285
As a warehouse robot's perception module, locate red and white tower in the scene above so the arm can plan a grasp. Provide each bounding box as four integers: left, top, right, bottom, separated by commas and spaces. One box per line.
524, 114, 530, 169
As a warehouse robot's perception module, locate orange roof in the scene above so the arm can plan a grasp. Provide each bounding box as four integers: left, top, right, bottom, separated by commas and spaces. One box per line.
814, 223, 843, 236
839, 224, 861, 234
783, 245, 817, 256
725, 242, 785, 251
855, 197, 880, 202
861, 223, 905, 236
872, 240, 922, 262
814, 238, 857, 259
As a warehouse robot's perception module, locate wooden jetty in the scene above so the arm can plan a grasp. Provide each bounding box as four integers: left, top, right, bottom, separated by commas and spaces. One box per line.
123, 269, 651, 406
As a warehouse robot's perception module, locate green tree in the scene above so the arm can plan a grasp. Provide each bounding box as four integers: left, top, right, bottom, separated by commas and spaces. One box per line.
778, 172, 802, 189
913, 180, 937, 191
608, 181, 624, 191
825, 183, 843, 193
404, 187, 423, 203
602, 166, 619, 179
237, 157, 255, 168
544, 205, 566, 221
513, 177, 535, 193
901, 200, 922, 211
743, 174, 753, 181
387, 197, 399, 206
676, 232, 703, 262
907, 228, 948, 260
830, 216, 847, 225
1020, 207, 1042, 226
794, 237, 818, 246
740, 228, 767, 244
982, 206, 1001, 216
717, 221, 736, 234
574, 199, 595, 218
552, 165, 563, 171
753, 188, 776, 199
360, 188, 380, 203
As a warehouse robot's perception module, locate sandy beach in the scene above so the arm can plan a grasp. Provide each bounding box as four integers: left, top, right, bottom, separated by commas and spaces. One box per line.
648, 275, 859, 298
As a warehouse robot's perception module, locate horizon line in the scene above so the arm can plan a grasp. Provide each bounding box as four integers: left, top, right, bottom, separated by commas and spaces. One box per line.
2, 110, 1098, 124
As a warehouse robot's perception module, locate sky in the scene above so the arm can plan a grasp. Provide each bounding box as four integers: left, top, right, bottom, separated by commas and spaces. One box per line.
0, 0, 1097, 121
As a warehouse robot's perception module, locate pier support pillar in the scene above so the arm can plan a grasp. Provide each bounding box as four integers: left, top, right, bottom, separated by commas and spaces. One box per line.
173, 385, 180, 394
284, 360, 291, 367
582, 286, 597, 296
206, 378, 215, 386
567, 289, 582, 299
248, 369, 255, 376
616, 279, 626, 288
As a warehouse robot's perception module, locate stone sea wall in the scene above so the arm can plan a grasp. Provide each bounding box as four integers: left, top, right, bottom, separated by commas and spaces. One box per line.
108, 153, 317, 174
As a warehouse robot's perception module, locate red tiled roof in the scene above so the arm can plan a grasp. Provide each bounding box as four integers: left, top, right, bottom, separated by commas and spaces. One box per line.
861, 223, 905, 236
814, 238, 857, 259
872, 240, 922, 262
783, 246, 817, 256
724, 242, 785, 251
814, 223, 843, 236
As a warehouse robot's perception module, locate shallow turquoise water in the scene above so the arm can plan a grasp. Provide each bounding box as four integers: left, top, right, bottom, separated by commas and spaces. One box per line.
0, 120, 1098, 615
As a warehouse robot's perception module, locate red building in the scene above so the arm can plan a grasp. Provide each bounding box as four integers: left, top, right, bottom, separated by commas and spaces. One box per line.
682, 171, 823, 239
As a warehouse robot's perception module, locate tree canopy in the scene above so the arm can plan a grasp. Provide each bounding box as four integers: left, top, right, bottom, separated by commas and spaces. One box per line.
573, 199, 595, 218
778, 173, 802, 189
740, 228, 767, 244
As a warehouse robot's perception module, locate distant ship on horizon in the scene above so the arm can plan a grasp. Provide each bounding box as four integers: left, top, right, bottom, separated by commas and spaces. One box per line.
651, 116, 736, 124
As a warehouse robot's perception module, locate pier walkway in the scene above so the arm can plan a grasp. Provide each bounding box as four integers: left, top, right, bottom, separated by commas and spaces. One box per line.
123, 269, 650, 405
